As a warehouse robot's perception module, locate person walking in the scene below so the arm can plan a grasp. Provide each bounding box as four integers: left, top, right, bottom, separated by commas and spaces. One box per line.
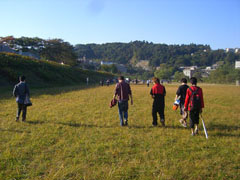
150, 77, 166, 126
113, 76, 133, 126
184, 77, 204, 136
86, 77, 89, 86
106, 79, 110, 86
147, 79, 150, 87
175, 78, 189, 127
13, 76, 30, 122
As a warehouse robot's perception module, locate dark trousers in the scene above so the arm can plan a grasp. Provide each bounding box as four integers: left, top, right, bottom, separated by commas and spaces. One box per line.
17, 103, 27, 120
152, 103, 165, 125
118, 100, 128, 126
189, 110, 199, 128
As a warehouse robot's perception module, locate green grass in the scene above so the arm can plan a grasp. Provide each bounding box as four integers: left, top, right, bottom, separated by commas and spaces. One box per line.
0, 84, 239, 180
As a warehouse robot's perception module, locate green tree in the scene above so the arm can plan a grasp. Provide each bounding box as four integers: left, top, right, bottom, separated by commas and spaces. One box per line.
174, 71, 187, 82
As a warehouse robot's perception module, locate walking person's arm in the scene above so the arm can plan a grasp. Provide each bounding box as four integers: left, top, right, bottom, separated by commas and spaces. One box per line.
128, 84, 133, 105
184, 89, 190, 111
13, 85, 18, 97
129, 94, 133, 105
113, 83, 119, 99
199, 88, 204, 113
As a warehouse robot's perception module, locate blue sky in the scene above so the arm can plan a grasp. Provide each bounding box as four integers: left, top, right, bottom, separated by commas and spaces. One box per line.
0, 0, 239, 49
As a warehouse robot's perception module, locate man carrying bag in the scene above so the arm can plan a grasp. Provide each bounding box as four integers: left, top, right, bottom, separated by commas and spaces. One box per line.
13, 76, 31, 122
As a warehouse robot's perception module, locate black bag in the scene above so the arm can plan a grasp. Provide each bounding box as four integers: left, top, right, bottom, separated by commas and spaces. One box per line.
24, 94, 32, 106
189, 87, 201, 111
24, 83, 32, 106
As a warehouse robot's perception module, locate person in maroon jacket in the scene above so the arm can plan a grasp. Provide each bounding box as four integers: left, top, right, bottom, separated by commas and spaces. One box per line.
113, 76, 133, 126
150, 77, 166, 126
184, 77, 204, 136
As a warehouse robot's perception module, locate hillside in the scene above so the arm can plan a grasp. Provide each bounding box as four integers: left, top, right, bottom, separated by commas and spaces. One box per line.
75, 41, 240, 67
0, 53, 114, 88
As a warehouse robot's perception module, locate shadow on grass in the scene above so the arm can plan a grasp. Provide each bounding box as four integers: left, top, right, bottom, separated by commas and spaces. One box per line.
57, 122, 115, 128
56, 122, 187, 130
25, 120, 45, 125
211, 132, 240, 138
0, 128, 31, 133
207, 123, 240, 131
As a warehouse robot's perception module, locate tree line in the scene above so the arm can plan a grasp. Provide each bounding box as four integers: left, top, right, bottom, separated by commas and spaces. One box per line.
1, 36, 239, 83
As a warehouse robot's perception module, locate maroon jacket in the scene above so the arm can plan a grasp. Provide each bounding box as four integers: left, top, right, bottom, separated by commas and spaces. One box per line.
114, 81, 132, 101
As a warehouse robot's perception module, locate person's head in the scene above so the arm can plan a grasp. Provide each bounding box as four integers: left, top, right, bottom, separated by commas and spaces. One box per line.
118, 76, 124, 82
19, 76, 26, 82
190, 77, 197, 85
152, 77, 160, 84
181, 78, 187, 84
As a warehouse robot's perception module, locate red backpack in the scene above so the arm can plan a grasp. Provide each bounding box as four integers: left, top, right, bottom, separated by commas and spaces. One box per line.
189, 87, 201, 111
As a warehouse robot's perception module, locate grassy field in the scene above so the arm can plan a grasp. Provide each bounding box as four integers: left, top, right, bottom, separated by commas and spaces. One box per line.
0, 84, 239, 180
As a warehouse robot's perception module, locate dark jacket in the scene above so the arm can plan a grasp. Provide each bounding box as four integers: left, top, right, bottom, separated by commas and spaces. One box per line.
176, 84, 189, 104
13, 82, 30, 104
114, 81, 132, 101
150, 83, 166, 106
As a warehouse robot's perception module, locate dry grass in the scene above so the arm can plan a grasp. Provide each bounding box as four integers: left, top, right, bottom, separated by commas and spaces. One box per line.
0, 84, 239, 180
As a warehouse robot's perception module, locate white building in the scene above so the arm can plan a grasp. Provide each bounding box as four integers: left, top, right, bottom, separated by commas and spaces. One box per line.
183, 66, 197, 78
100, 61, 114, 65
235, 61, 240, 69
226, 48, 235, 53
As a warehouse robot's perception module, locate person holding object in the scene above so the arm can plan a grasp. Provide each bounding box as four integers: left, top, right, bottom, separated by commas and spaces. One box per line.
113, 76, 133, 126
184, 77, 204, 136
150, 77, 166, 126
175, 78, 189, 127
13, 76, 30, 122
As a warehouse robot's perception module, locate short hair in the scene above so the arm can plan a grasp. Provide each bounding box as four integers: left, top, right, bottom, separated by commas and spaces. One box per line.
181, 78, 187, 83
19, 76, 26, 81
152, 77, 160, 84
190, 77, 197, 85
118, 76, 124, 80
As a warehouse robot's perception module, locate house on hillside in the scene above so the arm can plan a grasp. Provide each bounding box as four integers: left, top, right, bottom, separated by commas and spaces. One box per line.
235, 61, 240, 69
101, 61, 114, 65
0, 43, 15, 53
182, 66, 197, 78
18, 50, 40, 60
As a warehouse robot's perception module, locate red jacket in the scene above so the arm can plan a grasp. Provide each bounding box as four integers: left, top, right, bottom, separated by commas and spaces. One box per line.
184, 86, 204, 111
151, 83, 165, 95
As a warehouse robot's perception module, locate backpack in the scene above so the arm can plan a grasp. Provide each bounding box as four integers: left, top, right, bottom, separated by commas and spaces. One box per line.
189, 87, 201, 111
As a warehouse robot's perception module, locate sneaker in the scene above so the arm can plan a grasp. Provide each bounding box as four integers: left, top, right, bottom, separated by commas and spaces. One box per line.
16, 117, 19, 122
22, 118, 26, 122
124, 120, 128, 126
160, 119, 165, 127
179, 119, 186, 127
183, 121, 187, 128
152, 123, 157, 127
194, 129, 199, 135
191, 132, 195, 136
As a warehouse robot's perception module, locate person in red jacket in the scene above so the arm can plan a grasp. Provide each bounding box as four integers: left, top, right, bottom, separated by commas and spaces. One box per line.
150, 77, 166, 126
184, 77, 204, 136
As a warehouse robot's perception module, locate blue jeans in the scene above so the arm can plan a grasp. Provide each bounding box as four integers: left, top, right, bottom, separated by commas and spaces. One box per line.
118, 100, 128, 126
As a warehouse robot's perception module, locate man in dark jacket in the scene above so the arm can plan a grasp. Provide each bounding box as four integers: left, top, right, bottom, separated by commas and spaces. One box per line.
13, 76, 30, 122
150, 77, 166, 126
113, 76, 133, 126
175, 78, 189, 127
184, 77, 204, 136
